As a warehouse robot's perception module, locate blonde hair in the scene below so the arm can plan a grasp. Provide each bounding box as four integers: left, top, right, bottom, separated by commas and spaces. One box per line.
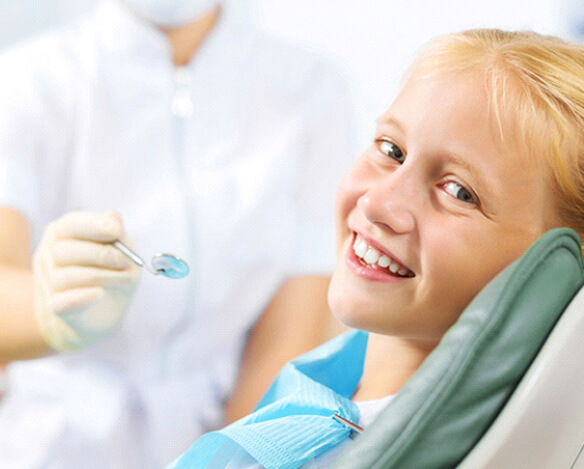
407, 29, 584, 243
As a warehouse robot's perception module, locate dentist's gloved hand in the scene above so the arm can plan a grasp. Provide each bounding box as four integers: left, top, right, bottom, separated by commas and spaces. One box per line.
33, 211, 140, 352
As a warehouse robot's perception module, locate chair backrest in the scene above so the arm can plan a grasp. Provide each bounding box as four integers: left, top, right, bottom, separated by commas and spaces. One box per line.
333, 228, 584, 469
457, 283, 584, 468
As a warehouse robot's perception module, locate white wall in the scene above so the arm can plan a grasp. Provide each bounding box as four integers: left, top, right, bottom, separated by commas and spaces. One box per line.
248, 0, 567, 147
0, 0, 574, 147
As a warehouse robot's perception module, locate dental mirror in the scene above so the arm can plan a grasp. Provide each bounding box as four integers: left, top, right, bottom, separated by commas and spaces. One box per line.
113, 240, 190, 279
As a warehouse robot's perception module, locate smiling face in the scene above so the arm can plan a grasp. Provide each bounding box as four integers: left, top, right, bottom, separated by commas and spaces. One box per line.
328, 69, 560, 347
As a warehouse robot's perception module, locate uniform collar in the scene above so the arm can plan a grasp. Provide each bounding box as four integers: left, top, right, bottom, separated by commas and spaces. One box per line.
93, 0, 242, 70
94, 0, 172, 66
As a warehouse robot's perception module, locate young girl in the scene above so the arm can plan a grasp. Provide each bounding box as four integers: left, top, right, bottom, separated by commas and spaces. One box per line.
168, 28, 584, 468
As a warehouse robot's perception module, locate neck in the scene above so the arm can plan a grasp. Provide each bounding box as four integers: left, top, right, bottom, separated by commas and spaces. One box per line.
162, 5, 221, 66
352, 333, 437, 402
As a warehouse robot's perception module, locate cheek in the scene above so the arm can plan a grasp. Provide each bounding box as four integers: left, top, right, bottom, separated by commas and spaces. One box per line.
335, 163, 370, 225
429, 230, 536, 318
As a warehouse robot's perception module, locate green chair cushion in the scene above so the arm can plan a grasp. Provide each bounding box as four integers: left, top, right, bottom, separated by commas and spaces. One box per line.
334, 228, 584, 469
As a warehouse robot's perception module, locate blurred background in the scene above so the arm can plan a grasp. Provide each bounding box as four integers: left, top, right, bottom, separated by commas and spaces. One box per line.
0, 0, 580, 147
0, 0, 581, 416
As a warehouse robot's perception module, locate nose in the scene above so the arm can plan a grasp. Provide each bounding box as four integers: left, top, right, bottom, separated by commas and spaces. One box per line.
357, 167, 417, 234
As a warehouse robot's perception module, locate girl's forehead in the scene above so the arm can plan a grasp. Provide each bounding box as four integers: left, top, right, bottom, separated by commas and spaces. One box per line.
380, 70, 491, 127
386, 67, 531, 152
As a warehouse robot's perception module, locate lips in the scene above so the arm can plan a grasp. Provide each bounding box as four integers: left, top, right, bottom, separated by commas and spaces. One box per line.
352, 234, 415, 278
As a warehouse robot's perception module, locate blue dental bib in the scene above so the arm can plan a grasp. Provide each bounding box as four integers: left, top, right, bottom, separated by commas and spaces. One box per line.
168, 330, 368, 469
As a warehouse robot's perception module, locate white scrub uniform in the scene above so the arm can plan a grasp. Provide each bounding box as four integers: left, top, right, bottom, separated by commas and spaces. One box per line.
0, 1, 356, 468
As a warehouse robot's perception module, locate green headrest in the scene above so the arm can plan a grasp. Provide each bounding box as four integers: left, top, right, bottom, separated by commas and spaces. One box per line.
334, 228, 584, 469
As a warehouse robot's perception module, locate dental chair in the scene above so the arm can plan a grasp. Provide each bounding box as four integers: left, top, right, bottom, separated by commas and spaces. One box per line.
334, 228, 584, 468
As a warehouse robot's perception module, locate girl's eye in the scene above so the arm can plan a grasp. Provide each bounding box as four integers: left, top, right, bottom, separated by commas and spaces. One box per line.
378, 140, 405, 163
443, 181, 476, 204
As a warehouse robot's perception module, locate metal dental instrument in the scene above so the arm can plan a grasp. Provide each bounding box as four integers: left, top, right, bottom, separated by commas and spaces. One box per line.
113, 240, 190, 279
332, 413, 363, 434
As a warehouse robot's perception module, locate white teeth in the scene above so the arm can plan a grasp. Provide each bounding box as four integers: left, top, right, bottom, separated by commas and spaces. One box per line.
364, 248, 380, 264
378, 255, 391, 268
352, 235, 413, 277
354, 239, 368, 258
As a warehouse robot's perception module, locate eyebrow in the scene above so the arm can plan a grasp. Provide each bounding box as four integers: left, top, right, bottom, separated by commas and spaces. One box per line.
441, 151, 499, 208
376, 115, 406, 135
445, 152, 484, 183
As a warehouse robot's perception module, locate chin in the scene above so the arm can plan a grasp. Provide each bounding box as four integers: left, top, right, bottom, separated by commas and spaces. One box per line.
328, 275, 353, 324
328, 276, 372, 330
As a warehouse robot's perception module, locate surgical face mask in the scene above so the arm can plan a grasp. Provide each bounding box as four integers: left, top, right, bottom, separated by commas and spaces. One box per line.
120, 0, 220, 28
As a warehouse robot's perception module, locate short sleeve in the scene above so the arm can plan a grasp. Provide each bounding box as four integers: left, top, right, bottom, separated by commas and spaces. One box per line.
0, 47, 40, 218
0, 30, 80, 231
